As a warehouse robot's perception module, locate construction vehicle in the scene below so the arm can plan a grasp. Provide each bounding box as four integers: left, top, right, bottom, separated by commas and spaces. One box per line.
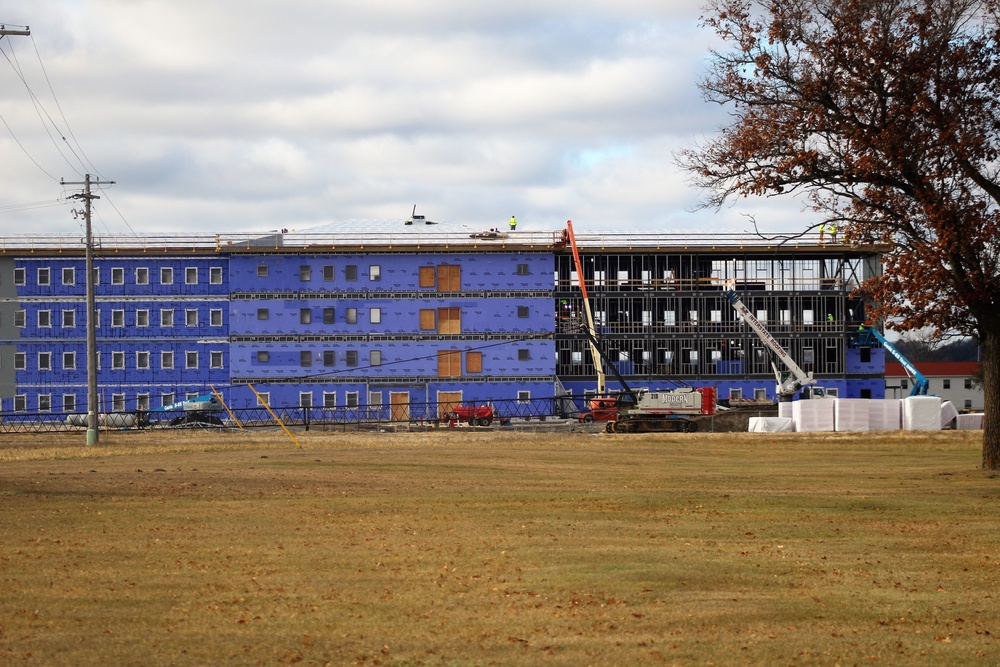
723, 280, 828, 402
152, 393, 226, 427
576, 321, 717, 433
578, 396, 619, 423
448, 404, 495, 427
854, 326, 930, 396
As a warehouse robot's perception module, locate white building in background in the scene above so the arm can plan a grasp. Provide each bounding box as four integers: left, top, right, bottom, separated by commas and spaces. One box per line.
885, 361, 983, 411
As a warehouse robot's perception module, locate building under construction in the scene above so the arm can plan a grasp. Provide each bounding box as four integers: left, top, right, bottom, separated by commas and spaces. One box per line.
0, 227, 888, 419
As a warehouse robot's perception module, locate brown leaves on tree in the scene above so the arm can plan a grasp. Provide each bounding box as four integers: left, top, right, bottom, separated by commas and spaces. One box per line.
681, 0, 1000, 465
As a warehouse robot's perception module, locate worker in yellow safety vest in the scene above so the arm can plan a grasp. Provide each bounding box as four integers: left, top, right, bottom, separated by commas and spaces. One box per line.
509, 215, 517, 231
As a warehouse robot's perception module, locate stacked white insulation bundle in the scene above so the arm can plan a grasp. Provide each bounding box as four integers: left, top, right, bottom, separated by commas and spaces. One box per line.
868, 399, 902, 431
957, 413, 985, 430
792, 399, 836, 432
747, 397, 983, 432
902, 396, 943, 431
833, 399, 870, 432
748, 417, 794, 432
940, 401, 960, 429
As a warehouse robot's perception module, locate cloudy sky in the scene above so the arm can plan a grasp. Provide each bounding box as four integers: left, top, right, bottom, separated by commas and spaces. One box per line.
0, 0, 814, 237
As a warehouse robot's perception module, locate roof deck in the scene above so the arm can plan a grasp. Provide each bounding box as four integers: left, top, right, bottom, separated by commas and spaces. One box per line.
0, 231, 889, 255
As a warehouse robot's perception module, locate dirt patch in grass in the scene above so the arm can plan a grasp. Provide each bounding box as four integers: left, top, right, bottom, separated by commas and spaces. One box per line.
1, 429, 995, 665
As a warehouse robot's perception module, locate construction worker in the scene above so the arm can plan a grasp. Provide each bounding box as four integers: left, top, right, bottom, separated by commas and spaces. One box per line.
826, 223, 838, 241
509, 215, 517, 231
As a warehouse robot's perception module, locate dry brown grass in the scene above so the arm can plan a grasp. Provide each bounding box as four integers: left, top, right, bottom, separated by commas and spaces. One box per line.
1, 428, 997, 666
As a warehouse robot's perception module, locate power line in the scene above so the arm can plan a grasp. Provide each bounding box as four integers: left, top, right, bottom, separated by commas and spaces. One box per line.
94, 187, 140, 238
0, 37, 84, 177
31, 34, 105, 180
0, 198, 67, 213
0, 103, 60, 182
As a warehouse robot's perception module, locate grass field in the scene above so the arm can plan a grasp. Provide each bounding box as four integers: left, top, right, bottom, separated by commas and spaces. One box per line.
1, 428, 997, 666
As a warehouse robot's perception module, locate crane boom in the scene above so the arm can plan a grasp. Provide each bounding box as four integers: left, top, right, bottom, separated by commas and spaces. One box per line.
857, 326, 929, 396
565, 221, 606, 394
723, 280, 819, 400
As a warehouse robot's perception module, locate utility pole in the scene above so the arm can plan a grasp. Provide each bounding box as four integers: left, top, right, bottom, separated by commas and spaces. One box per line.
65, 175, 115, 445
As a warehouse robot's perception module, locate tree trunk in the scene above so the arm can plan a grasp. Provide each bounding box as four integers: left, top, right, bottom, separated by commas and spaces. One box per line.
981, 329, 999, 469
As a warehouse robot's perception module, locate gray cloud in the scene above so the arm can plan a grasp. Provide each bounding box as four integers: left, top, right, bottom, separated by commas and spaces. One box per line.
0, 0, 811, 237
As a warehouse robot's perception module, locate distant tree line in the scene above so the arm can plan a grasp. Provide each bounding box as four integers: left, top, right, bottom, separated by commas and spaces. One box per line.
891, 336, 982, 363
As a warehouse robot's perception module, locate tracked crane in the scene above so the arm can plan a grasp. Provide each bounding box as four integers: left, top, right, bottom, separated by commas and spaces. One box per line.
565, 222, 716, 432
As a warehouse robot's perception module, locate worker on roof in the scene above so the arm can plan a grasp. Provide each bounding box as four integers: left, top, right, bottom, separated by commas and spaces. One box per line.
509, 215, 517, 231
